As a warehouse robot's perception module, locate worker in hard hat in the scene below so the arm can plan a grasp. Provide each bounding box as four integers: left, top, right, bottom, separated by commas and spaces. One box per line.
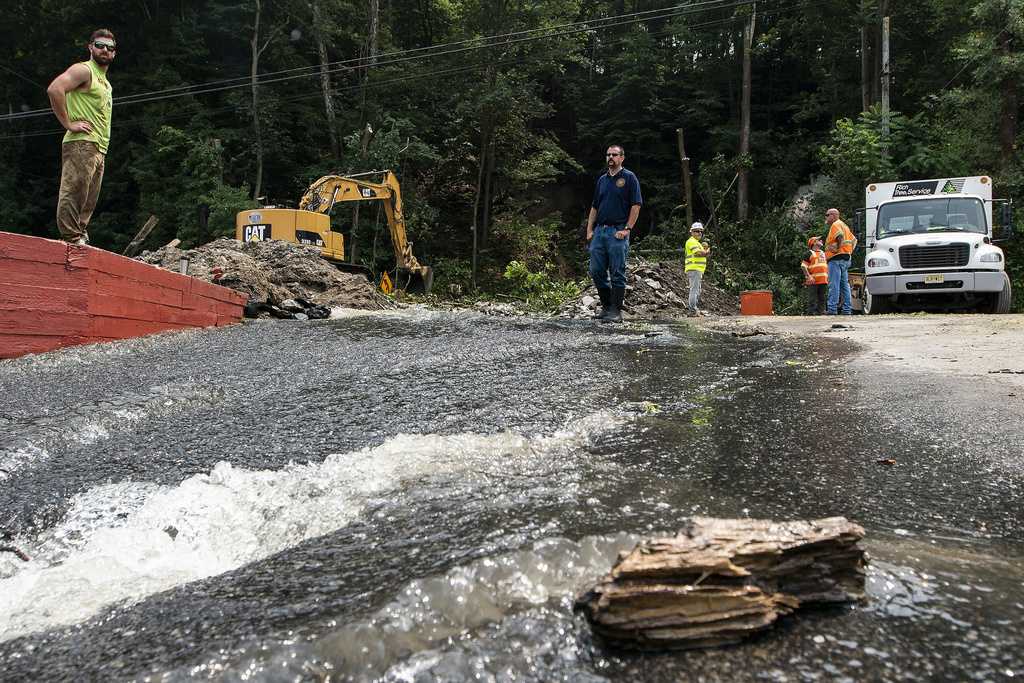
801, 236, 829, 315
684, 222, 711, 316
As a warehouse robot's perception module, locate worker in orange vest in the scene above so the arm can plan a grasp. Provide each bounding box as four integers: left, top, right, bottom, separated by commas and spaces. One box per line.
801, 236, 829, 315
824, 208, 857, 314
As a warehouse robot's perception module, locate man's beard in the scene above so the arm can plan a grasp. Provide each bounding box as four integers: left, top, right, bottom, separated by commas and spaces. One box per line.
93, 53, 113, 65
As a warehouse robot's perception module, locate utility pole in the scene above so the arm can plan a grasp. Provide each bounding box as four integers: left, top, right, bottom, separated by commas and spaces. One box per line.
676, 128, 694, 227
860, 24, 870, 111
737, 2, 756, 222
881, 15, 890, 139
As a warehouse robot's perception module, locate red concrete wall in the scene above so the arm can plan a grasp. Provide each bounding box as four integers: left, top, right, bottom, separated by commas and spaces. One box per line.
0, 231, 248, 359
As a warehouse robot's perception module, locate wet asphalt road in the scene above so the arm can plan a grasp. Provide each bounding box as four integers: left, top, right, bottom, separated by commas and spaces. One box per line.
0, 310, 1022, 682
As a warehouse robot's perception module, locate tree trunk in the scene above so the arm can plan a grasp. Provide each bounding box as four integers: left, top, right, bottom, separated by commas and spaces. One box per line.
676, 128, 693, 227
418, 0, 433, 44
311, 0, 341, 162
737, 4, 755, 222
367, 0, 379, 68
881, 15, 891, 143
470, 129, 488, 290
480, 137, 496, 249
350, 124, 375, 263
999, 40, 1019, 169
359, 0, 380, 120
250, 0, 265, 201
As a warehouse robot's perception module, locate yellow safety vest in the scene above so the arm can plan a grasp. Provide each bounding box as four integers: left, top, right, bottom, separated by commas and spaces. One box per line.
685, 237, 707, 273
63, 59, 113, 154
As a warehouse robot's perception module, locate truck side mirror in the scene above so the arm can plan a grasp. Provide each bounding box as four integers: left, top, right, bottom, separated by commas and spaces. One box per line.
993, 199, 1014, 241
854, 208, 866, 246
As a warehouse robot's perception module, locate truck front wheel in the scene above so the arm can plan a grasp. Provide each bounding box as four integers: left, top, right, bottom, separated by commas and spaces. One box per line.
864, 287, 892, 315
987, 272, 1012, 314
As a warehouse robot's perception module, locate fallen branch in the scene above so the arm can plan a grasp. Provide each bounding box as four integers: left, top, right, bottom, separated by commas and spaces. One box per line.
121, 215, 160, 257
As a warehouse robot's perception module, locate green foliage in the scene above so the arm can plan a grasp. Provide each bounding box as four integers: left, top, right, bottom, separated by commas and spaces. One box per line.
633, 213, 689, 261
131, 126, 253, 248
993, 159, 1024, 312
338, 117, 440, 175
429, 257, 475, 298
502, 260, 582, 312
818, 107, 968, 212
701, 208, 810, 314
488, 211, 564, 271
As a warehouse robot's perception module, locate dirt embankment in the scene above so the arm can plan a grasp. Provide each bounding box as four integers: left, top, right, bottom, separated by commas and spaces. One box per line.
138, 240, 738, 321
700, 314, 1024, 387
138, 239, 397, 316
560, 257, 740, 319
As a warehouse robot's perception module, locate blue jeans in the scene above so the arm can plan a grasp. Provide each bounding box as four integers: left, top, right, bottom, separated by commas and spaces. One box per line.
827, 258, 852, 314
589, 225, 629, 289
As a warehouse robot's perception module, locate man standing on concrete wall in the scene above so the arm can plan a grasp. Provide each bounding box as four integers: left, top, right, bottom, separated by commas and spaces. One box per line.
586, 144, 642, 323
47, 29, 116, 245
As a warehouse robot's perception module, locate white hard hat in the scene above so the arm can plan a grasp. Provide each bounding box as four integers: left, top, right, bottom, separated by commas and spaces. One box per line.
690, 222, 704, 232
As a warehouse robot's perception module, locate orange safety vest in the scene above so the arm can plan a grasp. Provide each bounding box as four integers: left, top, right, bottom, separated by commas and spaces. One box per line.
802, 250, 828, 284
825, 220, 856, 260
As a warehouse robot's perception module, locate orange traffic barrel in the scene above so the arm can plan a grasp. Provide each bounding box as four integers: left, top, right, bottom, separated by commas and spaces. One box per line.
740, 290, 774, 315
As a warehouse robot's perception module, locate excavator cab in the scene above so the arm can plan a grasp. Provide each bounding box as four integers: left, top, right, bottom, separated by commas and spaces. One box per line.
235, 209, 345, 261
235, 170, 433, 294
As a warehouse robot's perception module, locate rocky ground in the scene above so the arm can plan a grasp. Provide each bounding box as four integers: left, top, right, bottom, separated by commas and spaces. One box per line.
137, 239, 397, 318
559, 257, 739, 319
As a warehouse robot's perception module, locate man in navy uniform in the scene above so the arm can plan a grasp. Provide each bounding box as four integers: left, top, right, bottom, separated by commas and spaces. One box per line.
585, 144, 642, 322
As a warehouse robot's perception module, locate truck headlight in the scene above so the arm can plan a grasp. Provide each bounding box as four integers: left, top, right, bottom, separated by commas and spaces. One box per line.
867, 257, 890, 267
979, 252, 1003, 263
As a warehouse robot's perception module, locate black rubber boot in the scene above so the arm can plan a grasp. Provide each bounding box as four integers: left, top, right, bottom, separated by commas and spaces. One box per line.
602, 286, 624, 323
592, 287, 611, 319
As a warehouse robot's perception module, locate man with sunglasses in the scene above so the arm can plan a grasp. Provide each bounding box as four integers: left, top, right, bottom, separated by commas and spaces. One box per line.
47, 29, 116, 245
585, 144, 642, 323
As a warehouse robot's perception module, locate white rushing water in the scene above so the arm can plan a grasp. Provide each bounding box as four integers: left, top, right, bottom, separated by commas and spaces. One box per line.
0, 410, 623, 642
316, 532, 641, 681
166, 532, 642, 682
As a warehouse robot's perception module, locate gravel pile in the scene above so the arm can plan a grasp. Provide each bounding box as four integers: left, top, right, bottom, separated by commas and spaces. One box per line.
137, 239, 398, 316
560, 257, 740, 319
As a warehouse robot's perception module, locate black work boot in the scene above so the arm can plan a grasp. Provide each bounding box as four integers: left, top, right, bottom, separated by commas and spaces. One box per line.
592, 287, 611, 319
602, 286, 624, 323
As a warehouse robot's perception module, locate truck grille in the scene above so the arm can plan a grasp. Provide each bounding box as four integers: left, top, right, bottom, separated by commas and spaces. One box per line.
899, 244, 969, 269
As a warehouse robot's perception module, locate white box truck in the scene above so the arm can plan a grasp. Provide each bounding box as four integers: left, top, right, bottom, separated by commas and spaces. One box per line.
859, 176, 1014, 314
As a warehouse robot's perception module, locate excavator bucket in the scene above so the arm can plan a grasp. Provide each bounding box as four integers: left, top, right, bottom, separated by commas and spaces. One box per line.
398, 266, 434, 295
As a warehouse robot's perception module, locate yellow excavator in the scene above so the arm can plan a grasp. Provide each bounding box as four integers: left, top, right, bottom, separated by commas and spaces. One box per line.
235, 170, 433, 293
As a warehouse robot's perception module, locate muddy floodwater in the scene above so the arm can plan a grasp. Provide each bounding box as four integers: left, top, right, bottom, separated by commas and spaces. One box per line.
1, 310, 1022, 682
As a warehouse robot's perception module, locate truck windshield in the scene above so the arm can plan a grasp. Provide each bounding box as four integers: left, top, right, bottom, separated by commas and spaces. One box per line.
876, 197, 986, 238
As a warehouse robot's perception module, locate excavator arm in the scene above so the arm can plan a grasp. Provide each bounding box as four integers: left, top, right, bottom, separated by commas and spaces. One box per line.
299, 171, 433, 293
